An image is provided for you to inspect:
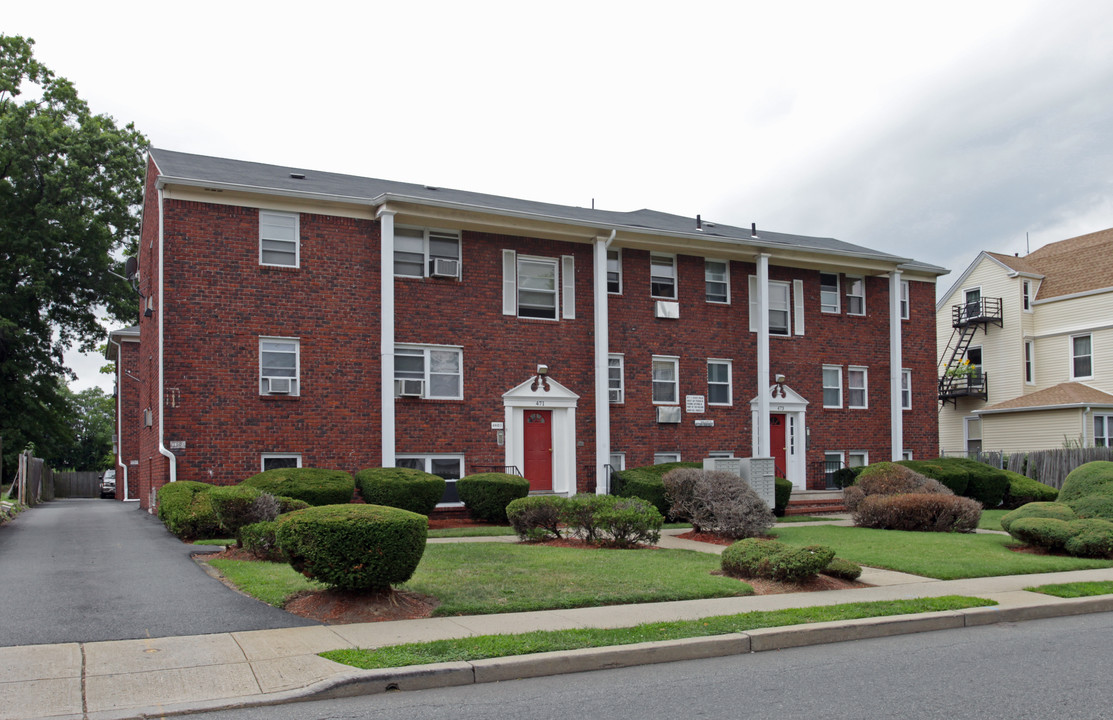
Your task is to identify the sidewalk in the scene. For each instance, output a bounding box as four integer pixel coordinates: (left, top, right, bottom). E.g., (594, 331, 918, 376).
(4, 525, 1113, 720)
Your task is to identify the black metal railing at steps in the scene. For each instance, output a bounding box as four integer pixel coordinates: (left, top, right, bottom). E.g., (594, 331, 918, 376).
(468, 465, 522, 477)
(951, 297, 1004, 328)
(808, 459, 862, 490)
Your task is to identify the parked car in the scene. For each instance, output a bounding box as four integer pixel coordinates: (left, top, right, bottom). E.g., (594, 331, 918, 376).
(100, 470, 116, 499)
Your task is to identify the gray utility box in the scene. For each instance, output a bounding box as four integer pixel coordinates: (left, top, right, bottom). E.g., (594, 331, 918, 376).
(702, 456, 776, 509)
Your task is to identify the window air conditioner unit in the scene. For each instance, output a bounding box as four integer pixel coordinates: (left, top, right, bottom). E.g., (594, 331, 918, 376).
(431, 258, 460, 278)
(655, 301, 680, 319)
(266, 377, 291, 394)
(609, 389, 623, 403)
(396, 379, 425, 397)
(656, 406, 682, 424)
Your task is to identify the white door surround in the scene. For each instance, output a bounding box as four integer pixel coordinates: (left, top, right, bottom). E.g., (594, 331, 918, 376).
(502, 375, 580, 496)
(750, 383, 809, 489)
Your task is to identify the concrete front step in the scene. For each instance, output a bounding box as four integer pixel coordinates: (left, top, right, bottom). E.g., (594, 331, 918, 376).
(785, 489, 846, 515)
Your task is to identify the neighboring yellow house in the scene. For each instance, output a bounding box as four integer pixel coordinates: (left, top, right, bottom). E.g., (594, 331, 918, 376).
(937, 227, 1113, 454)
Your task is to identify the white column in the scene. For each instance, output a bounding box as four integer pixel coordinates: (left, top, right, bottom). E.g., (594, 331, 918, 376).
(378, 208, 396, 468)
(890, 270, 903, 461)
(756, 253, 771, 457)
(593, 236, 611, 494)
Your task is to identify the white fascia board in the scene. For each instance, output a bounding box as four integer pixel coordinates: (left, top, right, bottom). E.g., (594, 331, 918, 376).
(936, 252, 993, 312)
(1032, 285, 1113, 305)
(976, 402, 1113, 416)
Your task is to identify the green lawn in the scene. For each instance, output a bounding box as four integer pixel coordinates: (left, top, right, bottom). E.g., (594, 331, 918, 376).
(428, 526, 516, 538)
(770, 525, 1113, 580)
(322, 596, 995, 670)
(209, 542, 751, 614)
(979, 509, 1010, 531)
(1026, 581, 1113, 598)
(192, 538, 234, 546)
(776, 515, 841, 524)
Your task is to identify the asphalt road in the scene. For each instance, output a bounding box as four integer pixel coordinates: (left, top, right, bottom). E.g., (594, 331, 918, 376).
(0, 499, 316, 647)
(174, 612, 1113, 720)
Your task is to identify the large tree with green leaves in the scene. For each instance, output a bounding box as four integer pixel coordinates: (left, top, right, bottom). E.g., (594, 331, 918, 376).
(0, 35, 147, 479)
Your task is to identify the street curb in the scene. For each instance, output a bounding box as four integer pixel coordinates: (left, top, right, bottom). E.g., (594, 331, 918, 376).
(80, 595, 1113, 719)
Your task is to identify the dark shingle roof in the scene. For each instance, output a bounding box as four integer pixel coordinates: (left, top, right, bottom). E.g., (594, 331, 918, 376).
(150, 148, 947, 274)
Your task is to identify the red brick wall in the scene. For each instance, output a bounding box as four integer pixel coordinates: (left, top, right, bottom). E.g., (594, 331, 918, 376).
(136, 159, 166, 509)
(113, 338, 141, 500)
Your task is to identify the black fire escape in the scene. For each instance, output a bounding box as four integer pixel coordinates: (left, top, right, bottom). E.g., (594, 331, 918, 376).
(938, 297, 1002, 407)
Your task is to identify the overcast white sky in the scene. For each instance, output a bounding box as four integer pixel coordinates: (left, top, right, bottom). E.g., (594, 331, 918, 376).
(8, 0, 1113, 392)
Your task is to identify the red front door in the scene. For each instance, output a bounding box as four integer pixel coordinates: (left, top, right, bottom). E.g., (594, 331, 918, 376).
(523, 410, 553, 491)
(770, 413, 787, 478)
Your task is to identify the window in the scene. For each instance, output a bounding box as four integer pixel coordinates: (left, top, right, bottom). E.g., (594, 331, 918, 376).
(394, 226, 461, 278)
(822, 365, 842, 408)
(261, 453, 301, 471)
(650, 253, 677, 299)
(820, 273, 840, 313)
(708, 450, 735, 458)
(707, 359, 732, 405)
(1072, 334, 1093, 379)
(848, 451, 868, 468)
(705, 259, 729, 303)
(848, 367, 868, 409)
(823, 451, 843, 487)
(259, 211, 299, 267)
(965, 417, 982, 455)
(260, 338, 299, 395)
(517, 256, 559, 319)
(900, 280, 910, 320)
(964, 287, 982, 321)
(902, 450, 914, 461)
(608, 354, 624, 404)
(846, 276, 865, 315)
(395, 345, 463, 399)
(901, 368, 912, 410)
(966, 346, 983, 383)
(1096, 415, 1113, 447)
(397, 455, 464, 503)
(607, 249, 622, 294)
(609, 452, 626, 471)
(1025, 341, 1035, 384)
(652, 356, 679, 404)
(1022, 281, 1032, 311)
(769, 281, 790, 335)
(654, 452, 680, 464)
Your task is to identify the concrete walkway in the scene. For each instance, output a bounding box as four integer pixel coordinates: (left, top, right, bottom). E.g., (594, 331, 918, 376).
(4, 522, 1113, 720)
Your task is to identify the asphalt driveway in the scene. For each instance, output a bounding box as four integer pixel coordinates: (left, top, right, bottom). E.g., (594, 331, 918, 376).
(0, 499, 317, 647)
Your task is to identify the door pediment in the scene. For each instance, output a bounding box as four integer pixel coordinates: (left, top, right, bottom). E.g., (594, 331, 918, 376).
(503, 376, 580, 408)
(749, 384, 809, 413)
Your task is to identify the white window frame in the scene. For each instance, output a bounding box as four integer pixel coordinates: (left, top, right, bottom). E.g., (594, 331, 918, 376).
(395, 344, 464, 400)
(652, 355, 679, 405)
(261, 453, 301, 471)
(1025, 340, 1035, 385)
(1022, 280, 1032, 312)
(769, 280, 791, 336)
(848, 451, 868, 468)
(259, 337, 300, 396)
(607, 249, 622, 294)
(848, 366, 868, 409)
(820, 273, 840, 314)
(707, 359, 732, 406)
(396, 454, 465, 504)
(705, 259, 730, 304)
(654, 452, 681, 464)
(609, 452, 626, 471)
(259, 211, 299, 268)
(1095, 415, 1113, 448)
(966, 345, 983, 376)
(394, 225, 461, 278)
(822, 365, 842, 408)
(900, 280, 910, 320)
(517, 255, 560, 320)
(748, 276, 793, 336)
(902, 449, 914, 461)
(901, 368, 912, 410)
(965, 416, 982, 455)
(846, 276, 865, 316)
(1071, 334, 1093, 380)
(608, 354, 624, 404)
(650, 253, 677, 300)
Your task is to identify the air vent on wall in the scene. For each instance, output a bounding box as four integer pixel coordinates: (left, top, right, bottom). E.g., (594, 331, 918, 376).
(655, 301, 680, 319)
(656, 406, 682, 424)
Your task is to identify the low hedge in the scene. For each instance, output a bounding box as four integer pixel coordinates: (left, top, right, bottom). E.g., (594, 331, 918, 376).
(590, 496, 663, 548)
(823, 557, 863, 581)
(721, 539, 835, 582)
(774, 477, 793, 517)
(1063, 518, 1113, 558)
(208, 485, 265, 536)
(1058, 461, 1113, 504)
(275, 504, 428, 591)
(897, 460, 969, 495)
(241, 468, 355, 506)
(355, 467, 446, 516)
(238, 520, 284, 561)
(612, 462, 700, 517)
(897, 458, 1010, 507)
(456, 473, 529, 523)
(1001, 470, 1058, 509)
(157, 481, 222, 539)
(1000, 501, 1077, 533)
(506, 495, 567, 541)
(1008, 517, 1077, 552)
(505, 494, 664, 547)
(852, 493, 982, 533)
(843, 463, 951, 513)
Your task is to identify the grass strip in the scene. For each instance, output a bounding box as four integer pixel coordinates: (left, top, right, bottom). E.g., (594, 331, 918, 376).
(322, 595, 995, 670)
(776, 515, 841, 524)
(427, 526, 516, 538)
(208, 558, 325, 606)
(1025, 581, 1113, 598)
(192, 538, 234, 546)
(978, 509, 1010, 531)
(771, 525, 1113, 579)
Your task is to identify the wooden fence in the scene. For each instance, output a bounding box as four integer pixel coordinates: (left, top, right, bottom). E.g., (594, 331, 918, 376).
(944, 446, 1113, 490)
(53, 471, 100, 498)
(8, 453, 102, 504)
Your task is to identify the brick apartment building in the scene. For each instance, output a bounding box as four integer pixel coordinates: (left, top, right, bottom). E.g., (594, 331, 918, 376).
(106, 148, 946, 509)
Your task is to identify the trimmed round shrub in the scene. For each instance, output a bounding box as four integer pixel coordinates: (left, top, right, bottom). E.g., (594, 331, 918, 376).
(157, 481, 222, 539)
(506, 495, 568, 541)
(1066, 494, 1113, 521)
(275, 504, 427, 591)
(824, 557, 863, 581)
(355, 467, 446, 516)
(560, 493, 611, 543)
(774, 477, 793, 517)
(721, 539, 835, 582)
(1000, 502, 1077, 533)
(843, 462, 951, 513)
(591, 496, 663, 548)
(208, 485, 264, 536)
(1063, 519, 1113, 558)
(278, 496, 310, 513)
(853, 493, 981, 532)
(613, 461, 700, 517)
(456, 473, 529, 523)
(897, 460, 969, 495)
(1058, 461, 1113, 503)
(1008, 517, 1075, 552)
(241, 468, 355, 506)
(238, 520, 284, 561)
(1001, 471, 1058, 509)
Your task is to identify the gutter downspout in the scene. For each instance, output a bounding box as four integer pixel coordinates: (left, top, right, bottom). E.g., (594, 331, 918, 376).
(157, 186, 177, 489)
(109, 337, 129, 501)
(1083, 406, 1092, 447)
(378, 208, 396, 469)
(890, 270, 903, 460)
(594, 230, 616, 494)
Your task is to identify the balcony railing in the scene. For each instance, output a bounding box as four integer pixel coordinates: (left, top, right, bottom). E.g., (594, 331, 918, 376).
(951, 297, 1003, 328)
(938, 370, 989, 402)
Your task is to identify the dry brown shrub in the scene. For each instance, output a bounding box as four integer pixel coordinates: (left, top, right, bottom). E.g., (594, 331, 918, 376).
(843, 462, 951, 512)
(853, 493, 981, 532)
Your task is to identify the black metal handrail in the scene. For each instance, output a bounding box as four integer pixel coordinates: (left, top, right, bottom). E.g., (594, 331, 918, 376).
(938, 370, 989, 401)
(951, 297, 1003, 328)
(468, 465, 522, 476)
